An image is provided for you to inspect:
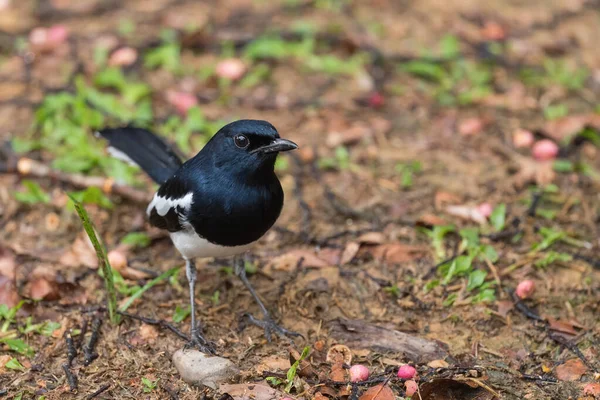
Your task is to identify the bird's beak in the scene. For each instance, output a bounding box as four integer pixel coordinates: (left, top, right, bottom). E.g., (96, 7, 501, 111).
(253, 138, 298, 154)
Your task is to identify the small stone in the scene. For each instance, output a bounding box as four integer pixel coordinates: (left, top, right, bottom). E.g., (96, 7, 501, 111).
(172, 349, 239, 389)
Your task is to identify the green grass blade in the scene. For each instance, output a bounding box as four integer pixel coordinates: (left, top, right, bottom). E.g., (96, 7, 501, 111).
(70, 195, 120, 324)
(119, 267, 181, 313)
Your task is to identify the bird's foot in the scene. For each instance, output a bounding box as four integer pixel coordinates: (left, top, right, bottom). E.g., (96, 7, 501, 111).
(243, 313, 303, 342)
(184, 330, 217, 355)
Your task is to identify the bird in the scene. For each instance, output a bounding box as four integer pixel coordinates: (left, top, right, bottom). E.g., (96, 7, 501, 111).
(96, 119, 299, 353)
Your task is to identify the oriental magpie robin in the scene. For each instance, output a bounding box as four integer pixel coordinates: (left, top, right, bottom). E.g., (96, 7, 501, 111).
(97, 120, 299, 353)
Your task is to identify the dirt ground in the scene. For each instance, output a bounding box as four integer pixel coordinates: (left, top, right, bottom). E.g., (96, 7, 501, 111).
(0, 0, 599, 399)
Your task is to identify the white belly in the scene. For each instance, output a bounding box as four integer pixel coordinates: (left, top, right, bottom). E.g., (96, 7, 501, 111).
(170, 230, 256, 260)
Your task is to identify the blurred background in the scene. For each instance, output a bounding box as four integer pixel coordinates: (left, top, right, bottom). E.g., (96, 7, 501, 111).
(0, 0, 599, 399)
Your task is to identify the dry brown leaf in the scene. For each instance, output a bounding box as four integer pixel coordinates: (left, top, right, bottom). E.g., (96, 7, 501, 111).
(420, 378, 497, 400)
(543, 114, 600, 142)
(326, 344, 352, 365)
(0, 276, 19, 308)
(358, 384, 395, 400)
(357, 232, 386, 245)
(496, 300, 514, 318)
(268, 249, 330, 271)
(416, 213, 448, 227)
(555, 359, 587, 381)
(220, 383, 289, 400)
(59, 231, 97, 268)
(0, 247, 15, 279)
(458, 117, 484, 136)
(513, 159, 555, 188)
(547, 318, 578, 336)
(434, 191, 462, 210)
(29, 278, 59, 300)
(427, 359, 449, 369)
(370, 243, 427, 264)
(255, 356, 289, 374)
(445, 205, 487, 224)
(0, 355, 12, 372)
(326, 123, 371, 148)
(340, 242, 360, 265)
(139, 324, 159, 343)
(583, 383, 600, 397)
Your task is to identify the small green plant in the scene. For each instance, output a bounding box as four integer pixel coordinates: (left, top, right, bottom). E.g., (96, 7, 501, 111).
(522, 59, 588, 90)
(145, 42, 181, 73)
(210, 290, 220, 306)
(68, 187, 113, 210)
(535, 251, 572, 268)
(119, 267, 181, 313)
(14, 180, 50, 204)
(395, 161, 422, 189)
(318, 146, 351, 170)
(543, 104, 569, 120)
(422, 224, 455, 261)
(5, 358, 25, 371)
(0, 301, 35, 356)
(285, 346, 310, 392)
(120, 232, 151, 248)
(141, 377, 159, 393)
(172, 305, 191, 323)
(490, 203, 506, 231)
(20, 318, 61, 337)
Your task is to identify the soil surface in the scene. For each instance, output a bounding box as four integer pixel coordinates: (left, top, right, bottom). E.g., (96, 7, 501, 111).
(0, 0, 599, 399)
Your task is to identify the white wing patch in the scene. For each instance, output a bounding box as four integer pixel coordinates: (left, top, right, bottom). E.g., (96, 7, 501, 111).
(107, 146, 139, 167)
(147, 192, 194, 217)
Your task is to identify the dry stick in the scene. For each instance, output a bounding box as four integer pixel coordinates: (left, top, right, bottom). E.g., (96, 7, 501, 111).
(86, 384, 111, 400)
(117, 310, 190, 342)
(62, 363, 78, 392)
(2, 155, 151, 204)
(65, 331, 77, 367)
(82, 317, 102, 366)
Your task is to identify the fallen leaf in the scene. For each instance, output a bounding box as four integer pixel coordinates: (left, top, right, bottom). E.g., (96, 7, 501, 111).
(268, 249, 330, 271)
(326, 123, 371, 148)
(220, 383, 289, 400)
(427, 359, 449, 369)
(496, 300, 514, 318)
(434, 191, 462, 210)
(59, 231, 97, 268)
(458, 118, 484, 136)
(543, 114, 600, 142)
(0, 246, 16, 279)
(547, 318, 578, 336)
(513, 158, 555, 188)
(139, 324, 159, 342)
(369, 243, 427, 264)
(555, 359, 587, 381)
(330, 361, 346, 382)
(358, 384, 394, 400)
(0, 276, 19, 308)
(583, 383, 600, 396)
(356, 232, 386, 245)
(108, 47, 138, 67)
(445, 205, 487, 224)
(416, 213, 448, 227)
(255, 356, 289, 374)
(419, 378, 496, 400)
(481, 21, 506, 40)
(0, 355, 12, 372)
(326, 344, 353, 365)
(29, 278, 59, 300)
(340, 242, 360, 265)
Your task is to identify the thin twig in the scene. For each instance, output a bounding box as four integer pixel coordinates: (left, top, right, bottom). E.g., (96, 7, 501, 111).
(117, 310, 190, 342)
(62, 363, 78, 392)
(65, 331, 77, 367)
(86, 384, 110, 400)
(83, 317, 102, 366)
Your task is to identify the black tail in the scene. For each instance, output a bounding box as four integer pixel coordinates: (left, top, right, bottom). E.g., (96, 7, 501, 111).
(96, 127, 183, 185)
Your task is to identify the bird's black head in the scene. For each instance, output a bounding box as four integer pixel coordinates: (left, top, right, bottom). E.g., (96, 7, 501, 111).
(203, 119, 297, 176)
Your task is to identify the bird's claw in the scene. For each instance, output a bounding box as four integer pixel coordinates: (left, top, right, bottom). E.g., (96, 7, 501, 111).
(243, 313, 303, 342)
(184, 330, 217, 355)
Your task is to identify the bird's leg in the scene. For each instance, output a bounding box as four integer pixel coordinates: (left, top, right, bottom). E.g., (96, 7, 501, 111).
(184, 259, 216, 354)
(234, 256, 302, 342)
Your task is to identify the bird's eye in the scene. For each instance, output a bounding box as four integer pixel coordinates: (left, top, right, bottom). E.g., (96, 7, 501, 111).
(234, 134, 249, 149)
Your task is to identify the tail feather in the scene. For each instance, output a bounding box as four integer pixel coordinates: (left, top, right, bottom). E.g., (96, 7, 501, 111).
(96, 127, 183, 184)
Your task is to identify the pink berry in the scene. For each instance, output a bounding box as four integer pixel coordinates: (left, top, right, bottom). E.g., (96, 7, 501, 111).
(513, 129, 534, 148)
(397, 365, 417, 380)
(532, 139, 559, 161)
(108, 47, 138, 67)
(458, 118, 484, 136)
(166, 91, 198, 115)
(405, 380, 418, 397)
(47, 25, 68, 45)
(215, 58, 246, 81)
(368, 92, 385, 108)
(516, 280, 535, 299)
(477, 203, 493, 218)
(349, 365, 369, 382)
